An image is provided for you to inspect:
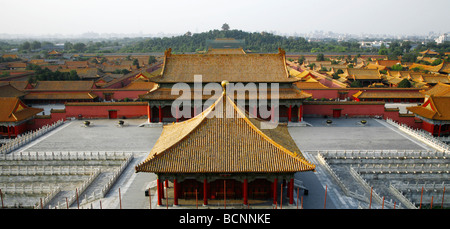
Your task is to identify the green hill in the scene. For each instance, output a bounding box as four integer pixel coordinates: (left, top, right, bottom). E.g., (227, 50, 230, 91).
(118, 29, 362, 53)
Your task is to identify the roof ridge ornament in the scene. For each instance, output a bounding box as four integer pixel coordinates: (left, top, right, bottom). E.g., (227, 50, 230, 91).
(221, 80, 229, 95)
(164, 48, 172, 57)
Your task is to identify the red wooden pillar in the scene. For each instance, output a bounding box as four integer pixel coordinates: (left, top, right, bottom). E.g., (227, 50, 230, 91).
(160, 180, 165, 199)
(438, 124, 442, 137)
(158, 106, 162, 123)
(243, 178, 248, 206)
(203, 179, 208, 206)
(289, 178, 294, 205)
(253, 106, 257, 118)
(273, 178, 278, 205)
(14, 126, 18, 137)
(298, 104, 303, 122)
(147, 105, 151, 123)
(156, 179, 162, 206)
(176, 106, 179, 122)
(7, 125, 10, 139)
(193, 106, 197, 117)
(288, 105, 292, 122)
(173, 178, 178, 206)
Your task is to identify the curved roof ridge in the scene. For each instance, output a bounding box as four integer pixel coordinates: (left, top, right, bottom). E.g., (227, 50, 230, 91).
(225, 95, 315, 170)
(136, 89, 315, 173)
(138, 93, 224, 165)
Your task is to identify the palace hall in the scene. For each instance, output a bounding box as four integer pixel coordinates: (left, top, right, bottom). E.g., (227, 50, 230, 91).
(140, 46, 311, 123)
(135, 82, 315, 206)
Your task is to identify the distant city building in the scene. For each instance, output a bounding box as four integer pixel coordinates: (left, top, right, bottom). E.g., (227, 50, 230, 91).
(435, 33, 448, 44)
(359, 41, 390, 49)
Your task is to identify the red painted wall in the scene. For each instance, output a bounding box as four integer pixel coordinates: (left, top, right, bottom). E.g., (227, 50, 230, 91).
(303, 101, 423, 129)
(421, 121, 436, 134)
(302, 88, 422, 101)
(303, 102, 385, 117)
(65, 102, 148, 119)
(27, 111, 67, 131)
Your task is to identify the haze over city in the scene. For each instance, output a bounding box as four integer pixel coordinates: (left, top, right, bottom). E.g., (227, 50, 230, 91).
(1, 0, 449, 39)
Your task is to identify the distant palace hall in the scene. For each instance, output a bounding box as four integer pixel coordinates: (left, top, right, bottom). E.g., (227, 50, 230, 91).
(140, 41, 310, 123)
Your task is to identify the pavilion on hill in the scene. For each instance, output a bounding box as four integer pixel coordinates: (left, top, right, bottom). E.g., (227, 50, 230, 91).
(135, 81, 315, 207)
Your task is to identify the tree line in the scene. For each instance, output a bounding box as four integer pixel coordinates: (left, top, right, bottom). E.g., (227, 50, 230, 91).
(26, 64, 80, 83)
(2, 29, 450, 58)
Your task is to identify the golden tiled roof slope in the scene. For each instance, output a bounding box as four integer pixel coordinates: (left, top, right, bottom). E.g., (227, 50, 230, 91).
(294, 81, 329, 89)
(410, 62, 444, 73)
(206, 48, 246, 54)
(0, 97, 43, 122)
(421, 75, 450, 84)
(376, 60, 402, 68)
(135, 87, 315, 174)
(32, 81, 95, 91)
(439, 62, 450, 74)
(420, 49, 439, 55)
(420, 82, 450, 96)
(122, 81, 158, 90)
(24, 92, 97, 100)
(150, 48, 297, 83)
(0, 81, 30, 90)
(407, 96, 450, 121)
(355, 90, 423, 99)
(345, 68, 381, 80)
(407, 83, 450, 121)
(0, 84, 27, 98)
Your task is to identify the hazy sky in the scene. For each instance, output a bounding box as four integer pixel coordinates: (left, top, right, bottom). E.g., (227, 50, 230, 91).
(1, 0, 449, 36)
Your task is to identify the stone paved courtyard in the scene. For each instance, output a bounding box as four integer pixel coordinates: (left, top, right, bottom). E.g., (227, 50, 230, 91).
(0, 118, 448, 209)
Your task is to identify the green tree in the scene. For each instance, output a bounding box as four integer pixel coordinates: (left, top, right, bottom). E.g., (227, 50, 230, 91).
(298, 55, 305, 65)
(148, 56, 157, 65)
(332, 69, 344, 79)
(132, 58, 140, 69)
(73, 43, 86, 52)
(391, 64, 403, 71)
(350, 80, 362, 87)
(431, 59, 443, 66)
(316, 53, 325, 61)
(31, 41, 41, 50)
(69, 70, 80, 80)
(221, 23, 230, 31)
(378, 43, 388, 55)
(402, 41, 412, 53)
(397, 79, 411, 88)
(401, 53, 417, 63)
(20, 41, 31, 51)
(64, 42, 73, 51)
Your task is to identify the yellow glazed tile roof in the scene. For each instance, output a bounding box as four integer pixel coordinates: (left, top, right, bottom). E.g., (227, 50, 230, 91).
(0, 97, 43, 122)
(150, 48, 298, 83)
(135, 88, 315, 174)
